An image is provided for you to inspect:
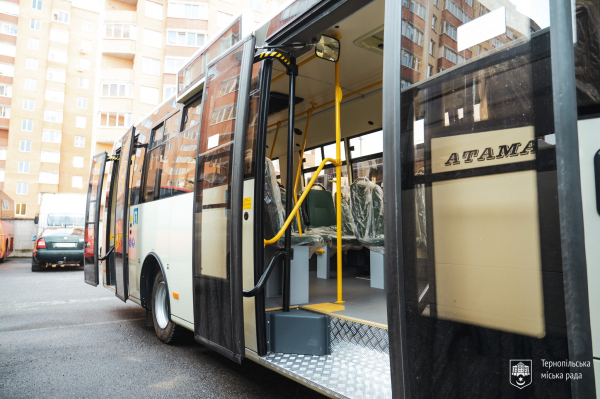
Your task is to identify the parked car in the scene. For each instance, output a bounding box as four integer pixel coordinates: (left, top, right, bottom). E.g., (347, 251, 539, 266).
(31, 226, 85, 272)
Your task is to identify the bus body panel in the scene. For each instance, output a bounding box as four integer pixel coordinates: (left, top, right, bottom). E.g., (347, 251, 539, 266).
(242, 179, 256, 353)
(579, 117, 600, 359)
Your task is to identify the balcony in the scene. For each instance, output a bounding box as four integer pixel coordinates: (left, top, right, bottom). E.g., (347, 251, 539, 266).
(102, 39, 136, 60)
(101, 68, 134, 81)
(105, 10, 137, 24)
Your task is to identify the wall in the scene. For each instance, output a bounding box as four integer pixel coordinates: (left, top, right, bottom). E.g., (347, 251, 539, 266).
(10, 218, 36, 257)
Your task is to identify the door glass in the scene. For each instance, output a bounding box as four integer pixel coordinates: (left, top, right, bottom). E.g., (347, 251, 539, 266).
(397, 1, 578, 396)
(193, 42, 245, 355)
(114, 129, 134, 301)
(84, 152, 106, 286)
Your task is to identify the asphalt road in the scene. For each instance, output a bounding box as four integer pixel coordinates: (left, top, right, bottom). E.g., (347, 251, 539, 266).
(0, 258, 326, 399)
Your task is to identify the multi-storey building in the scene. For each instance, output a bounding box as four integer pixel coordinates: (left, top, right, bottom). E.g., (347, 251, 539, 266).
(2, 0, 101, 218)
(95, 0, 282, 156)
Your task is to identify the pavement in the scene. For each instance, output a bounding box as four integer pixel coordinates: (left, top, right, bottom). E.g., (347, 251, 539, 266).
(0, 258, 326, 399)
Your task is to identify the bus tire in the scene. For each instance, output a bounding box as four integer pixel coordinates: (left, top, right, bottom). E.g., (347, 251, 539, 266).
(151, 270, 184, 344)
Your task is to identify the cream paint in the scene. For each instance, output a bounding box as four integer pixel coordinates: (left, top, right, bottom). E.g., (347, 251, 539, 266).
(578, 117, 600, 359)
(200, 207, 229, 279)
(430, 126, 545, 337)
(242, 179, 257, 352)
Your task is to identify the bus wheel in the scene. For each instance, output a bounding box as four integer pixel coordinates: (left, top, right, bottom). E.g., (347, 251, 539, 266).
(151, 271, 184, 344)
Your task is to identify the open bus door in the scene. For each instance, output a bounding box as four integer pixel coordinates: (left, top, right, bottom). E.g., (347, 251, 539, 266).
(83, 152, 107, 286)
(192, 36, 255, 363)
(113, 127, 136, 302)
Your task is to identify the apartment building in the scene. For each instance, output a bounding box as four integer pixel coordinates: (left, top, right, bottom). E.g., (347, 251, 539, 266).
(2, 0, 101, 218)
(96, 0, 284, 155)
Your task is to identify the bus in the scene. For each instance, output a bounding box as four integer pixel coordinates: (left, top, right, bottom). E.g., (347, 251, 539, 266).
(84, 1, 600, 398)
(0, 190, 14, 263)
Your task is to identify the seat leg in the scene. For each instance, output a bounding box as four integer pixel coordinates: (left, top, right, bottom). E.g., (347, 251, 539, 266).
(316, 246, 330, 279)
(290, 245, 310, 305)
(370, 250, 385, 289)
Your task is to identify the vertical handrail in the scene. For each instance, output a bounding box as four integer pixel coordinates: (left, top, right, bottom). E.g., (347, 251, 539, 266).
(292, 105, 315, 236)
(333, 34, 344, 305)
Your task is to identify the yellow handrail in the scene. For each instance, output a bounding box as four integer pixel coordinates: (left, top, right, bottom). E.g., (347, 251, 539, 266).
(264, 157, 341, 246)
(333, 33, 344, 304)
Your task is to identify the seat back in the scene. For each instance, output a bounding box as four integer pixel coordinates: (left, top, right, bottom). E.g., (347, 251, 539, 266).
(350, 178, 384, 240)
(305, 189, 337, 228)
(340, 186, 356, 236)
(264, 158, 285, 238)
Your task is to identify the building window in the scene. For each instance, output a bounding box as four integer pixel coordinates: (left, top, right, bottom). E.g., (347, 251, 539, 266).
(32, 0, 42, 11)
(52, 9, 69, 24)
(166, 31, 205, 47)
(47, 69, 66, 83)
(82, 21, 92, 32)
(0, 84, 11, 97)
(401, 50, 420, 72)
(0, 21, 17, 36)
(21, 119, 33, 131)
(28, 38, 39, 50)
(248, 0, 261, 12)
(0, 105, 9, 118)
(30, 18, 41, 30)
(45, 89, 64, 103)
(98, 112, 131, 128)
(18, 161, 30, 174)
(210, 103, 237, 125)
(434, 0, 439, 7)
(0, 42, 15, 57)
(48, 48, 68, 63)
(72, 176, 83, 188)
(73, 156, 84, 168)
(39, 171, 59, 184)
(26, 58, 38, 70)
(142, 57, 160, 76)
(218, 76, 240, 97)
(78, 59, 90, 70)
(24, 79, 36, 90)
(0, 1, 19, 16)
(443, 21, 457, 41)
(74, 136, 85, 148)
(465, 0, 472, 6)
(427, 64, 433, 77)
(446, 0, 472, 24)
(15, 204, 25, 216)
(506, 29, 515, 40)
(163, 85, 176, 101)
(401, 79, 411, 90)
(77, 97, 88, 109)
(50, 28, 69, 43)
(165, 57, 186, 74)
(432, 15, 437, 32)
(40, 150, 60, 163)
(0, 63, 13, 77)
(167, 2, 207, 19)
(101, 82, 133, 98)
(492, 37, 503, 48)
(42, 129, 61, 143)
(20, 140, 31, 152)
(402, 20, 424, 46)
(16, 182, 28, 195)
(104, 23, 136, 39)
(78, 78, 89, 89)
(140, 86, 159, 105)
(217, 12, 233, 28)
(76, 116, 86, 128)
(145, 0, 163, 20)
(23, 99, 34, 111)
(143, 29, 162, 48)
(442, 46, 458, 64)
(404, 0, 426, 19)
(44, 109, 63, 123)
(430, 40, 435, 56)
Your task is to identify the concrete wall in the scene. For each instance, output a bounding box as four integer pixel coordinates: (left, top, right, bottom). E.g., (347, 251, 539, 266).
(10, 218, 36, 257)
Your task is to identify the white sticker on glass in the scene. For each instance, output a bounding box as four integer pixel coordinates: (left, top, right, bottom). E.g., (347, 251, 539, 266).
(207, 134, 219, 149)
(457, 7, 506, 52)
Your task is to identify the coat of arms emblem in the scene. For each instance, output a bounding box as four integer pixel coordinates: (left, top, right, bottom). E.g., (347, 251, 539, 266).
(510, 360, 532, 389)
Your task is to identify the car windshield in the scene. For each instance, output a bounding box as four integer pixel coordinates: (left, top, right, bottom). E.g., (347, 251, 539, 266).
(47, 214, 84, 227)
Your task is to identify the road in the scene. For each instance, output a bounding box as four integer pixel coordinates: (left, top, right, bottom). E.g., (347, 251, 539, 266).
(0, 258, 326, 399)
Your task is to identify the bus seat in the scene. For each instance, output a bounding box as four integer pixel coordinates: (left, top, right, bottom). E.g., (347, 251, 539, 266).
(350, 177, 385, 289)
(280, 187, 308, 234)
(264, 158, 324, 255)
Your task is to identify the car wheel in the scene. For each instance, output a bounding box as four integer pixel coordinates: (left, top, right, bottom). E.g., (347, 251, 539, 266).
(151, 270, 184, 344)
(31, 260, 41, 272)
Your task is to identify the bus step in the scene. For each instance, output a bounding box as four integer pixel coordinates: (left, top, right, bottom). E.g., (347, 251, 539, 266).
(260, 316, 391, 399)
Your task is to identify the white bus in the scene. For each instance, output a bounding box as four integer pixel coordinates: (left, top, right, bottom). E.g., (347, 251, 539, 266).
(84, 1, 600, 398)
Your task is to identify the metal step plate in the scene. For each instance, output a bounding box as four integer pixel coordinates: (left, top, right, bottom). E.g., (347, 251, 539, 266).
(260, 317, 392, 399)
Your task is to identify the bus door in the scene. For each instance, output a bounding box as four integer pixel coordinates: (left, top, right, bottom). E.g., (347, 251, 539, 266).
(192, 36, 255, 363)
(84, 152, 107, 286)
(113, 127, 136, 302)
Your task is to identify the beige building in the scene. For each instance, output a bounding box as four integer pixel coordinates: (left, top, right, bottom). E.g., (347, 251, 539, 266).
(2, 0, 101, 218)
(96, 0, 283, 156)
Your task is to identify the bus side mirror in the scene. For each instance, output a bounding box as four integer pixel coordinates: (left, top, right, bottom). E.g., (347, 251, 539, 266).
(315, 35, 340, 62)
(34, 214, 39, 224)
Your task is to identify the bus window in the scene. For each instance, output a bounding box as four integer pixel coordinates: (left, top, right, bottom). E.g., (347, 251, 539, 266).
(159, 139, 175, 200)
(244, 62, 263, 179)
(348, 131, 383, 186)
(163, 111, 181, 142)
(182, 95, 202, 132)
(143, 145, 163, 202)
(170, 129, 197, 196)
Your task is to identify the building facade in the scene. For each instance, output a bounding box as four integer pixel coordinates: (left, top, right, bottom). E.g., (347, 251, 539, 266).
(2, 0, 101, 218)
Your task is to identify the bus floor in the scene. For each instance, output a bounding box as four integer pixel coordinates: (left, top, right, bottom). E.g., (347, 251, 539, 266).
(265, 267, 388, 326)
